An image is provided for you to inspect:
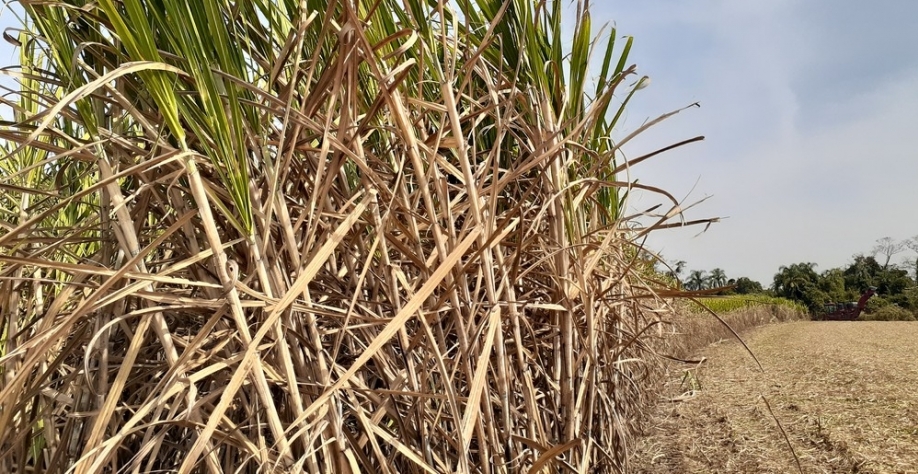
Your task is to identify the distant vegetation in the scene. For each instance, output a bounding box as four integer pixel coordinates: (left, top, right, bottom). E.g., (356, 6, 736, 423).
(861, 305, 916, 322)
(672, 235, 918, 319)
(693, 294, 805, 315)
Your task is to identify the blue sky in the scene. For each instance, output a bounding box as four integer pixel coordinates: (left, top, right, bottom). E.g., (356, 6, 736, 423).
(1, 2, 915, 285)
(591, 0, 918, 284)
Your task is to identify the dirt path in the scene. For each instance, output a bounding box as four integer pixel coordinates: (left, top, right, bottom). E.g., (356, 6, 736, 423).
(632, 321, 918, 474)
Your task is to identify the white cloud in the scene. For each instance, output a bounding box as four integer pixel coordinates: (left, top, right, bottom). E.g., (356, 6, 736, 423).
(595, 1, 918, 284)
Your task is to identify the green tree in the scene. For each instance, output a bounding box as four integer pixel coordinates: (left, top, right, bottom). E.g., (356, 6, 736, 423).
(819, 268, 850, 302)
(773, 262, 819, 298)
(843, 255, 883, 292)
(878, 267, 913, 296)
(773, 262, 827, 312)
(843, 254, 911, 296)
(894, 287, 918, 312)
(707, 267, 728, 288)
(732, 277, 764, 294)
(686, 270, 707, 291)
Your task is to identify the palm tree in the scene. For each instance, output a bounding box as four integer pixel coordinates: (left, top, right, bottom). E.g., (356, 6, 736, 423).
(686, 270, 708, 291)
(707, 268, 728, 288)
(773, 262, 824, 309)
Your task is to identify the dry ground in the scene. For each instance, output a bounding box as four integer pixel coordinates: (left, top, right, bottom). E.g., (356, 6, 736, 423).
(632, 321, 918, 474)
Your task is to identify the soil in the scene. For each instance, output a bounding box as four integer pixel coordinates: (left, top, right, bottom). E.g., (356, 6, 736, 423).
(632, 321, 918, 474)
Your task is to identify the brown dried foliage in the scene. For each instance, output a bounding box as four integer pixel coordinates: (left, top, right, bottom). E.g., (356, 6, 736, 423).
(0, 1, 710, 472)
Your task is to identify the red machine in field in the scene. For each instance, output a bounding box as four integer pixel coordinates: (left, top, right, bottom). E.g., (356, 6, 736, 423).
(821, 287, 877, 321)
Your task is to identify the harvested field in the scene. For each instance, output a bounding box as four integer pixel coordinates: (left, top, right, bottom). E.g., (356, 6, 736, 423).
(633, 321, 918, 474)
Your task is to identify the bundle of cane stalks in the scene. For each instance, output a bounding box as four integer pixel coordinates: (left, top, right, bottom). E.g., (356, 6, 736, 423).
(0, 1, 708, 472)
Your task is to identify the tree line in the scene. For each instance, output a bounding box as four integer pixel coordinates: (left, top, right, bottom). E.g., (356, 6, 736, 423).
(672, 235, 918, 317)
(666, 261, 764, 294)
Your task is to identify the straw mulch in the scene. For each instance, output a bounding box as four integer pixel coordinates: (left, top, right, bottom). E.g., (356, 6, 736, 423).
(633, 320, 918, 474)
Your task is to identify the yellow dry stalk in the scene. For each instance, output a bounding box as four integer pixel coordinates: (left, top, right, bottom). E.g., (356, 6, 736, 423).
(0, 1, 715, 473)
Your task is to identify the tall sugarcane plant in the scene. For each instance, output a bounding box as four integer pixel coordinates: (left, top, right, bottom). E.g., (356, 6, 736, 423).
(0, 1, 706, 472)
